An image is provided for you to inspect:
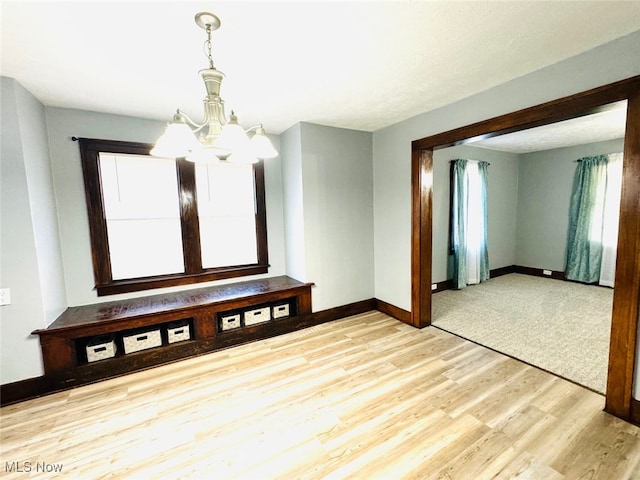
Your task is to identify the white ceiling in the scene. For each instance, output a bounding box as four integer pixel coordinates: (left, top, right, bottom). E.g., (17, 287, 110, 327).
(2, 1, 639, 135)
(470, 101, 628, 153)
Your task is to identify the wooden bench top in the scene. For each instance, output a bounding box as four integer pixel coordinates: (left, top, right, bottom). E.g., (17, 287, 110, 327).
(33, 276, 313, 335)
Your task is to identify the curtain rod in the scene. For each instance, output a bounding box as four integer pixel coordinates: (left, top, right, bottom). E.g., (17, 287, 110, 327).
(575, 152, 623, 162)
(449, 159, 491, 165)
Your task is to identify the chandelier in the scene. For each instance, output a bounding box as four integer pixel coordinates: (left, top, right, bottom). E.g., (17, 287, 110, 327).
(151, 12, 278, 163)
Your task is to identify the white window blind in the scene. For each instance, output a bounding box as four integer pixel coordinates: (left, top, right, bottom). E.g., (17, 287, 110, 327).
(195, 163, 258, 268)
(98, 153, 184, 280)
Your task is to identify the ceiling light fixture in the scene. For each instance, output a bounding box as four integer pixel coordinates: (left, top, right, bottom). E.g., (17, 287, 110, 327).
(151, 12, 278, 164)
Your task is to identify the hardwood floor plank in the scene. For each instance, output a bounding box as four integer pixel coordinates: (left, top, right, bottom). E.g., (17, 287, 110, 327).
(315, 409, 451, 479)
(493, 451, 564, 480)
(403, 419, 492, 479)
(467, 367, 556, 427)
(2, 312, 639, 479)
(433, 356, 527, 419)
(367, 413, 486, 479)
(550, 413, 640, 479)
(429, 427, 519, 480)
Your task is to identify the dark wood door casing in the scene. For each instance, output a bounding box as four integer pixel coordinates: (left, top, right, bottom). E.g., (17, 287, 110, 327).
(410, 76, 640, 423)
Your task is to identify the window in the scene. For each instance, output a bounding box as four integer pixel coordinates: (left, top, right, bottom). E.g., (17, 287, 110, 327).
(195, 163, 259, 268)
(79, 138, 268, 296)
(99, 153, 185, 280)
(566, 153, 623, 286)
(450, 159, 490, 289)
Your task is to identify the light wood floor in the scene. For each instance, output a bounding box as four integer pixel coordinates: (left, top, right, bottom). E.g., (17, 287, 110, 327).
(2, 312, 640, 479)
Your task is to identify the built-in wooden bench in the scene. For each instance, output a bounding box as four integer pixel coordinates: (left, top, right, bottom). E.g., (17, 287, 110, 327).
(33, 276, 314, 389)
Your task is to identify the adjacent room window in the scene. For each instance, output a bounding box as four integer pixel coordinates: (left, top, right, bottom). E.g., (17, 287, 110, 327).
(565, 152, 623, 286)
(79, 138, 268, 296)
(450, 159, 490, 289)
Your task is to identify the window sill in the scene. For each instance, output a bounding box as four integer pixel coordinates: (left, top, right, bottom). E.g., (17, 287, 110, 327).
(95, 264, 269, 296)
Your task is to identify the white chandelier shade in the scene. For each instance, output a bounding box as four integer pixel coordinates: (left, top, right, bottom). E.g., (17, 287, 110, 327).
(150, 112, 200, 159)
(151, 12, 278, 164)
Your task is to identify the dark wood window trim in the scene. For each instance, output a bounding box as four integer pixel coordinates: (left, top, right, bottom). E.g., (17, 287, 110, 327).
(411, 75, 640, 424)
(78, 138, 269, 296)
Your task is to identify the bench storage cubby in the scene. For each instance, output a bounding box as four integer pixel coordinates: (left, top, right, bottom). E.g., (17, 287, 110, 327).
(167, 320, 191, 344)
(85, 335, 117, 363)
(33, 276, 313, 390)
(122, 327, 162, 354)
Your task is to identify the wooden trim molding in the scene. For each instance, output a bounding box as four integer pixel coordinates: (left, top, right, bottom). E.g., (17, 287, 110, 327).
(491, 265, 517, 278)
(77, 138, 269, 296)
(375, 299, 411, 324)
(431, 280, 453, 294)
(2, 297, 379, 406)
(631, 399, 640, 427)
(307, 299, 377, 325)
(431, 265, 614, 293)
(605, 85, 640, 420)
(0, 376, 54, 407)
(411, 148, 433, 328)
(411, 75, 640, 424)
(431, 266, 514, 294)
(412, 76, 639, 151)
(513, 265, 565, 281)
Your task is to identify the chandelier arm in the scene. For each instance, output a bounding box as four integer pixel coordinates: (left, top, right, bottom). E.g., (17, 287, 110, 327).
(178, 110, 208, 132)
(244, 125, 261, 134)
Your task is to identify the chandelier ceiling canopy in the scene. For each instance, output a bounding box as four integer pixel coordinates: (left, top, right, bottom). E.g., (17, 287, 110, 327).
(151, 12, 278, 164)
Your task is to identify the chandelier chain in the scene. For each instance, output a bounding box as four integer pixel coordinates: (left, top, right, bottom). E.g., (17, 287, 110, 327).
(204, 24, 214, 69)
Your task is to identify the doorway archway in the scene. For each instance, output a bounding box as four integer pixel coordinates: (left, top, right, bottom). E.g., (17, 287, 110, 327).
(410, 76, 640, 424)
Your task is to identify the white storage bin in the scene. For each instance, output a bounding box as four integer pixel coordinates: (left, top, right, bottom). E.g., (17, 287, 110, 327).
(272, 303, 290, 319)
(244, 306, 271, 326)
(167, 321, 191, 344)
(220, 313, 241, 331)
(123, 328, 162, 354)
(86, 336, 117, 362)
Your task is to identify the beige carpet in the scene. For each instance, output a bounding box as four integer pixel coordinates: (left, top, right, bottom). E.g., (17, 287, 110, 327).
(432, 273, 613, 394)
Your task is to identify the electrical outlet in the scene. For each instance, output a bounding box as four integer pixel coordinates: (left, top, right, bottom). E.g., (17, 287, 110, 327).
(0, 288, 11, 306)
(431, 283, 437, 291)
(543, 270, 552, 276)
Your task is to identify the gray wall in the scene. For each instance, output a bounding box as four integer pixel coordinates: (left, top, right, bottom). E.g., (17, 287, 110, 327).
(2, 91, 373, 382)
(0, 100, 287, 383)
(372, 30, 640, 397)
(373, 30, 640, 311)
(281, 122, 374, 311)
(280, 123, 307, 282)
(3, 29, 640, 399)
(432, 145, 519, 283)
(1, 79, 67, 384)
(516, 138, 625, 271)
(431, 138, 625, 283)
